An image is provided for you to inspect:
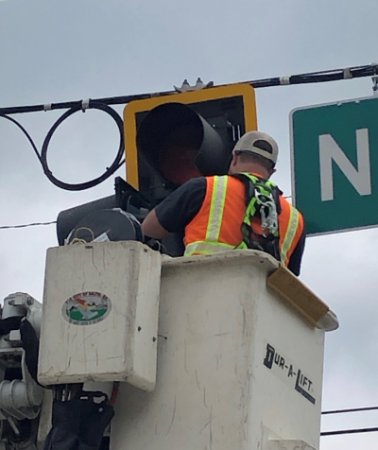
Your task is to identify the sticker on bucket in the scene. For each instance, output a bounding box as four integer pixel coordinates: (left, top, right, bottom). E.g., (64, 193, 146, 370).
(63, 291, 111, 325)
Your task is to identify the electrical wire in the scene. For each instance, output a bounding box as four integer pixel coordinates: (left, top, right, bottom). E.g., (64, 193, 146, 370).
(322, 406, 378, 415)
(0, 62, 377, 191)
(321, 405, 378, 437)
(0, 113, 42, 164)
(40, 101, 124, 190)
(0, 221, 56, 230)
(321, 427, 378, 436)
(0, 63, 376, 115)
(1, 102, 124, 191)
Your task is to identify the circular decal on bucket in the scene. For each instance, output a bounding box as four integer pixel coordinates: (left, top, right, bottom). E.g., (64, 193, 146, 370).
(63, 291, 111, 325)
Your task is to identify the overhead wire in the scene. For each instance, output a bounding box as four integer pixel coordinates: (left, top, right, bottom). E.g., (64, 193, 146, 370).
(321, 427, 378, 437)
(0, 63, 377, 115)
(0, 62, 377, 192)
(321, 405, 378, 437)
(0, 221, 56, 230)
(322, 405, 378, 415)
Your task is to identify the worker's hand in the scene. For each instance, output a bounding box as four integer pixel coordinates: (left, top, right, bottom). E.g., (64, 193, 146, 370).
(144, 238, 165, 253)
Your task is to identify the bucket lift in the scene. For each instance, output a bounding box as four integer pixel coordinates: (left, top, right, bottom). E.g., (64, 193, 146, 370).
(35, 241, 337, 450)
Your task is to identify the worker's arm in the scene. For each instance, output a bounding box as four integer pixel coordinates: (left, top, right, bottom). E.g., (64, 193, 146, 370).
(141, 209, 170, 239)
(141, 177, 206, 240)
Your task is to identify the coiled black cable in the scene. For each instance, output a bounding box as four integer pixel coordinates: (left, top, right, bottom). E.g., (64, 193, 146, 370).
(1, 103, 124, 191)
(40, 101, 124, 191)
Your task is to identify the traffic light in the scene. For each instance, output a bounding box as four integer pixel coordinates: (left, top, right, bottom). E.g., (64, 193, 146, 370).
(56, 177, 149, 246)
(56, 84, 257, 256)
(123, 83, 257, 204)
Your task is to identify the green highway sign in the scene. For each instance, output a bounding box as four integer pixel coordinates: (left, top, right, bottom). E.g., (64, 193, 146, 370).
(290, 96, 378, 235)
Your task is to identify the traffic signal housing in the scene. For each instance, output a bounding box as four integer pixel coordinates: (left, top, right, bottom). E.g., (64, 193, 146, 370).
(123, 83, 257, 204)
(56, 84, 257, 257)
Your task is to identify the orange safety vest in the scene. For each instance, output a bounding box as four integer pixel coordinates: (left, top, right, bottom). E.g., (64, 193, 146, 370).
(184, 175, 304, 267)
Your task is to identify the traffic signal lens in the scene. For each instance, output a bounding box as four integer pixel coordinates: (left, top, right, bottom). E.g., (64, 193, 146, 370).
(136, 103, 227, 186)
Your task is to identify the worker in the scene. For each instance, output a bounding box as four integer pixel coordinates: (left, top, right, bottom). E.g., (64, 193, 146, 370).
(141, 130, 305, 275)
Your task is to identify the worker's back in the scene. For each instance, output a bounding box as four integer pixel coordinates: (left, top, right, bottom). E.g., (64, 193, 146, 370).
(184, 174, 303, 270)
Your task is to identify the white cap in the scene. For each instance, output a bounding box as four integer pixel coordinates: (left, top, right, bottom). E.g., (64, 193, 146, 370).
(232, 131, 279, 165)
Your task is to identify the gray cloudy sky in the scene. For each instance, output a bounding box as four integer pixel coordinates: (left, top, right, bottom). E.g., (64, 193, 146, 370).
(1, 1, 378, 449)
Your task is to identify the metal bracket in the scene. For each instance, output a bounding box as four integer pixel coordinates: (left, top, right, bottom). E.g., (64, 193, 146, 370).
(371, 62, 378, 95)
(0, 348, 43, 421)
(174, 78, 214, 93)
(372, 75, 378, 95)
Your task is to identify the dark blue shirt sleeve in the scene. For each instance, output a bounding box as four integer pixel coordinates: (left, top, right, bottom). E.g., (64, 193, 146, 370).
(155, 177, 206, 233)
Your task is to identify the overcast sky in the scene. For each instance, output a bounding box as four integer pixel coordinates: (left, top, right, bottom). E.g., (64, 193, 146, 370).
(1, 1, 378, 449)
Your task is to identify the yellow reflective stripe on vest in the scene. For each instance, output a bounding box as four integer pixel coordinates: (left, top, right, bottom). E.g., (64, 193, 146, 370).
(205, 176, 228, 241)
(280, 207, 300, 264)
(185, 241, 235, 256)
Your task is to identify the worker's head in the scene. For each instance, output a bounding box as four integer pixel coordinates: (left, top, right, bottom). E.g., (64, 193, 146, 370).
(228, 131, 278, 178)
